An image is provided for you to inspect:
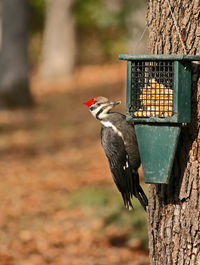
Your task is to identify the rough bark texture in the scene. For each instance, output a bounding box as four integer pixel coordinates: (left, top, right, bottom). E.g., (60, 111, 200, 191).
(0, 0, 32, 108)
(39, 0, 76, 79)
(146, 0, 200, 264)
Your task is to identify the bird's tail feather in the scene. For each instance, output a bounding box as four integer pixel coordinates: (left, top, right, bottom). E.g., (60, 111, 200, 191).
(122, 193, 133, 210)
(131, 172, 148, 211)
(135, 185, 148, 211)
(121, 172, 148, 211)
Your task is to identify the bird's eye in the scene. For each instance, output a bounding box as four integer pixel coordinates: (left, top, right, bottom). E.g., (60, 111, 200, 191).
(97, 103, 101, 106)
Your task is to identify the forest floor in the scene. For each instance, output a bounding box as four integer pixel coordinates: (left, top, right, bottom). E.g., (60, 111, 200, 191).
(0, 63, 149, 265)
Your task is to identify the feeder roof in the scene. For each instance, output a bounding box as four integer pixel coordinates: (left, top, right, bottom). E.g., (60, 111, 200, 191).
(119, 54, 200, 61)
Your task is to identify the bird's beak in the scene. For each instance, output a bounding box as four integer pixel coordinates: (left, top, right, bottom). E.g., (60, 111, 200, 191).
(110, 101, 121, 106)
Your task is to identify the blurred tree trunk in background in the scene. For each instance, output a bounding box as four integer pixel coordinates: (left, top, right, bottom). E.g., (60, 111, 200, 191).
(146, 0, 200, 264)
(40, 0, 76, 79)
(0, 0, 32, 109)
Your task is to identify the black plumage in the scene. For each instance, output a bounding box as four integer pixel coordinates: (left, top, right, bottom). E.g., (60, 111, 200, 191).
(101, 113, 148, 210)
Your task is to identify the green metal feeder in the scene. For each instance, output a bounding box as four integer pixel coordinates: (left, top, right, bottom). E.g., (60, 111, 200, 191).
(119, 54, 200, 184)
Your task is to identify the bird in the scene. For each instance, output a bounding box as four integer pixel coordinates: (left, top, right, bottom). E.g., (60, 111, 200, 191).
(83, 96, 148, 211)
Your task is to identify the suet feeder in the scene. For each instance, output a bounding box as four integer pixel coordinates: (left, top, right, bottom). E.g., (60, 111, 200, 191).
(119, 54, 200, 184)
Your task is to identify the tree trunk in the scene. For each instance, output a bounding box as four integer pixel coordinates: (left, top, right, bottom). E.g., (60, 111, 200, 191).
(146, 0, 200, 264)
(0, 0, 32, 109)
(39, 0, 76, 79)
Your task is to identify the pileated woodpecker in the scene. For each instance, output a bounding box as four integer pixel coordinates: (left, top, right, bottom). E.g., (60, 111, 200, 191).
(83, 96, 148, 211)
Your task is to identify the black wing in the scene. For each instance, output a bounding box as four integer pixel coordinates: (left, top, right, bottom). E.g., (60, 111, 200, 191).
(101, 126, 147, 210)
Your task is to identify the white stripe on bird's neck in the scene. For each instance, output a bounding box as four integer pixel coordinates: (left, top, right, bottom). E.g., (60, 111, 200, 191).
(101, 120, 124, 140)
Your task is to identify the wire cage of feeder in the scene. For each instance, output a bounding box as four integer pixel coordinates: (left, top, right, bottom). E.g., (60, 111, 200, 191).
(131, 60, 174, 119)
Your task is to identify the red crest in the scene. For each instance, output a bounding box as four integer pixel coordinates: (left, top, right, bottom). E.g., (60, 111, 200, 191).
(82, 98, 97, 107)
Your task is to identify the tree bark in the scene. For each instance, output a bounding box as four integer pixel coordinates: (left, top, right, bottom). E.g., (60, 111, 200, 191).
(146, 0, 200, 264)
(39, 0, 76, 79)
(0, 0, 32, 109)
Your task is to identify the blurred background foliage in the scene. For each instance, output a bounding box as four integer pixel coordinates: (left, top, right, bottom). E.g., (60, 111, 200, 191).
(73, 0, 146, 63)
(66, 185, 149, 249)
(28, 0, 147, 67)
(0, 1, 149, 264)
(29, 0, 46, 33)
(28, 0, 46, 67)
